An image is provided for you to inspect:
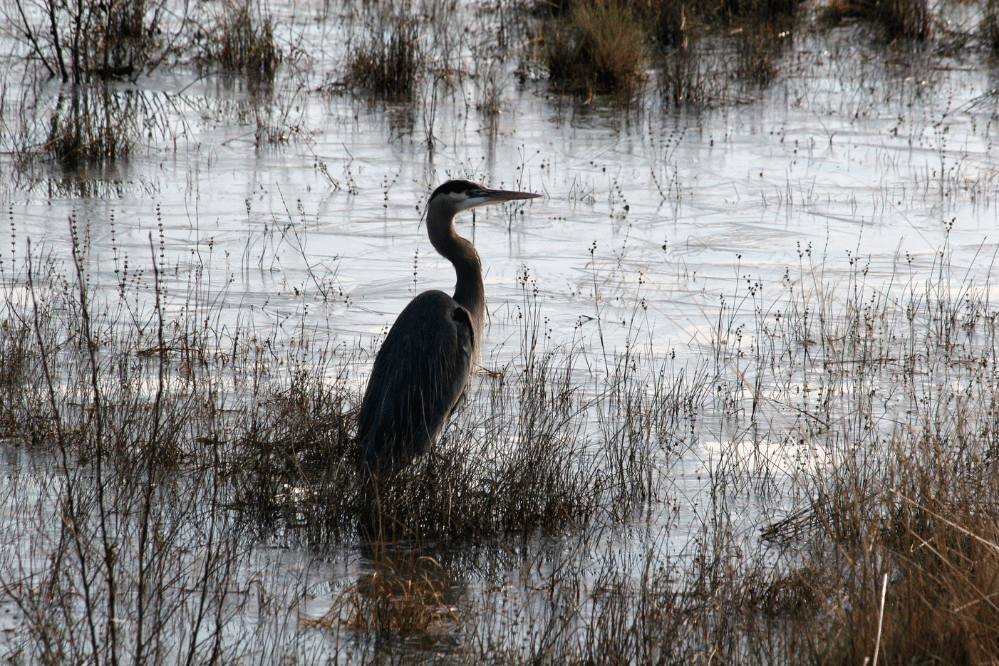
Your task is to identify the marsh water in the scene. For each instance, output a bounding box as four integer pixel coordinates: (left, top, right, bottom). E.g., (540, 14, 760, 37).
(2, 0, 999, 660)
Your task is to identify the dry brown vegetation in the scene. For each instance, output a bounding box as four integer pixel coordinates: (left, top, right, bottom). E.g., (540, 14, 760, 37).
(2, 213, 998, 663)
(197, 0, 280, 79)
(308, 550, 458, 636)
(540, 0, 647, 94)
(340, 13, 423, 100)
(821, 0, 929, 39)
(533, 0, 804, 97)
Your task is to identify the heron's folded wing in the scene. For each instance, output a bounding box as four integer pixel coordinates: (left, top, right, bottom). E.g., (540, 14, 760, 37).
(358, 291, 474, 473)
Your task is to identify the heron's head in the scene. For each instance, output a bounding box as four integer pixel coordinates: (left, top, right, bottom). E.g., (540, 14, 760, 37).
(429, 179, 541, 214)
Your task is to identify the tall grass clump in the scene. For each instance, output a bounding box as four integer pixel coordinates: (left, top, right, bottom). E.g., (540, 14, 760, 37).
(198, 0, 280, 80)
(0, 227, 352, 662)
(243, 272, 702, 546)
(823, 0, 929, 40)
(337, 12, 422, 100)
(3, 0, 170, 166)
(573, 0, 646, 91)
(723, 247, 999, 662)
(5, 0, 168, 82)
(539, 0, 646, 94)
(356, 347, 594, 541)
(654, 10, 714, 107)
(533, 0, 805, 101)
(6, 74, 164, 169)
(39, 84, 139, 167)
(658, 48, 707, 107)
(228, 360, 362, 539)
(735, 20, 787, 82)
(722, 0, 798, 84)
(538, 0, 804, 103)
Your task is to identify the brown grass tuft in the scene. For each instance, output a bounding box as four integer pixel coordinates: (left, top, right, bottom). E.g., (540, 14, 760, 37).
(735, 20, 786, 82)
(42, 84, 137, 167)
(199, 0, 280, 79)
(573, 0, 646, 91)
(821, 0, 929, 40)
(539, 0, 646, 94)
(341, 15, 422, 100)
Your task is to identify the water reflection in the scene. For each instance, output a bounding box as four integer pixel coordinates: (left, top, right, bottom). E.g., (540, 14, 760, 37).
(351, 541, 462, 645)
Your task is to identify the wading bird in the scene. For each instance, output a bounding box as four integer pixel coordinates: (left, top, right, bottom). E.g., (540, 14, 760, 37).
(359, 179, 541, 476)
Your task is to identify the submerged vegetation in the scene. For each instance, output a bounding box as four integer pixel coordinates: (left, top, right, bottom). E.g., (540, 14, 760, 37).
(1, 215, 998, 662)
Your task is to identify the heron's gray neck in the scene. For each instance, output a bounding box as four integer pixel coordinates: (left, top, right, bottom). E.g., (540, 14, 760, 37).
(427, 203, 485, 341)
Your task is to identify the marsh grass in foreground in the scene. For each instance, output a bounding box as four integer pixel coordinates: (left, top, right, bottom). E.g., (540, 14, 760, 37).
(0, 224, 694, 656)
(236, 272, 695, 545)
(445, 248, 999, 664)
(729, 245, 999, 663)
(1, 221, 998, 663)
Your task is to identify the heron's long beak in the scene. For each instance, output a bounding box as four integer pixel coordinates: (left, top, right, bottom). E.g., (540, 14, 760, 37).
(473, 187, 542, 204)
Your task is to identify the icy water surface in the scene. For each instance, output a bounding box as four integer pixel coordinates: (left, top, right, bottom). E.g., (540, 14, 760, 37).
(2, 0, 999, 660)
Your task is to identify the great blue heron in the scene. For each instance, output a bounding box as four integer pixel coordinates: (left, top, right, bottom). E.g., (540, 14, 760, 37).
(358, 179, 541, 476)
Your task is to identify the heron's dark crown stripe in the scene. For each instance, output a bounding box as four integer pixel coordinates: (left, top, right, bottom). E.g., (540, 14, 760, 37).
(430, 179, 479, 200)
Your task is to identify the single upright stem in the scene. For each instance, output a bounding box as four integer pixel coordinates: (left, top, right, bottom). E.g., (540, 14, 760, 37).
(872, 573, 887, 666)
(135, 235, 166, 666)
(47, 0, 68, 81)
(69, 222, 119, 666)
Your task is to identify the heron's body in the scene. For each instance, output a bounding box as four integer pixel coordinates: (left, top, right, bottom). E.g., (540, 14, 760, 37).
(358, 179, 539, 476)
(358, 290, 474, 472)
